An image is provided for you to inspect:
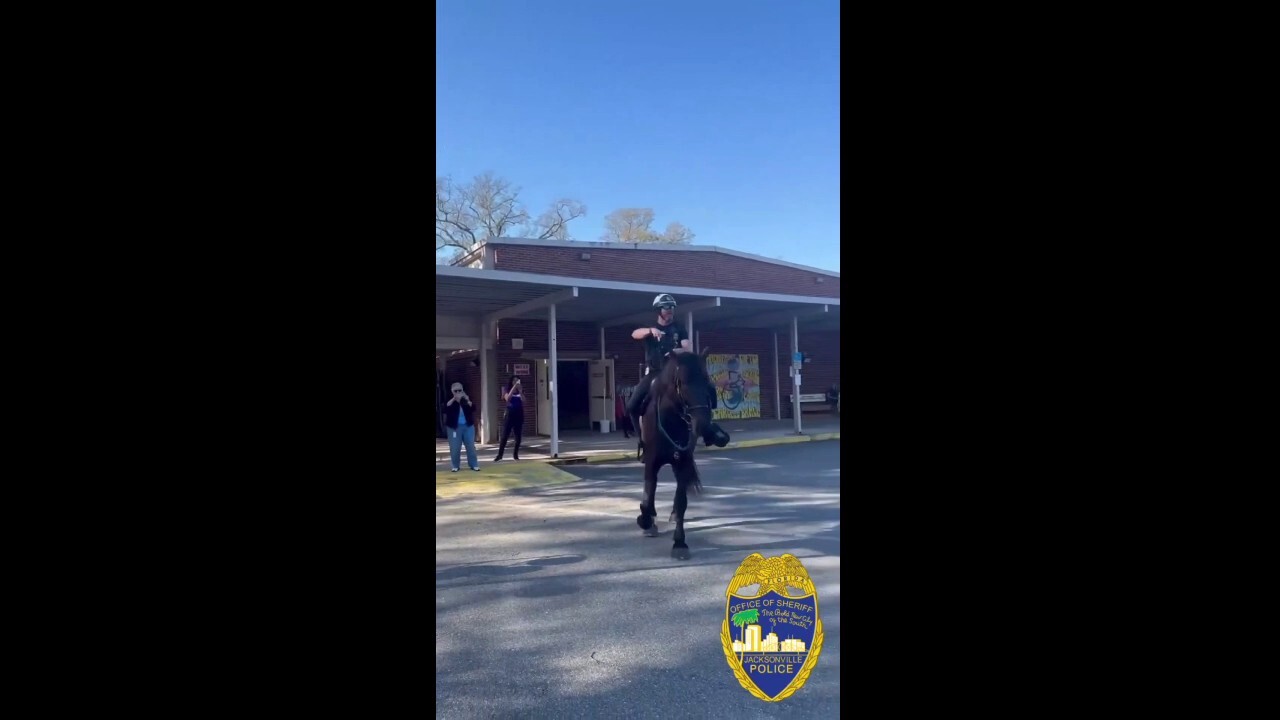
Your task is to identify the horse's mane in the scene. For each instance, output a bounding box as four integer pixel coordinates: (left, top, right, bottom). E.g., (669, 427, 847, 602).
(654, 351, 709, 391)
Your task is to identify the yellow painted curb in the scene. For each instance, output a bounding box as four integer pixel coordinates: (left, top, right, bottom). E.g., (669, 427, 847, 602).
(571, 432, 840, 464)
(436, 462, 581, 499)
(586, 453, 635, 464)
(443, 432, 841, 468)
(729, 435, 811, 449)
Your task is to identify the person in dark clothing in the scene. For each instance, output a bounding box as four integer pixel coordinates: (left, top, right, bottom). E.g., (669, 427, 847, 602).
(615, 391, 634, 438)
(443, 381, 480, 472)
(625, 293, 731, 455)
(493, 375, 524, 461)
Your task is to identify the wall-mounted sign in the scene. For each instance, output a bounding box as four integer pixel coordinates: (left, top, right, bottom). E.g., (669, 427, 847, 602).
(511, 338, 524, 350)
(513, 363, 531, 376)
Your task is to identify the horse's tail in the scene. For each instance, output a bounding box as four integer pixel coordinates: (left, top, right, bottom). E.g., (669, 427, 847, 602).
(681, 462, 703, 496)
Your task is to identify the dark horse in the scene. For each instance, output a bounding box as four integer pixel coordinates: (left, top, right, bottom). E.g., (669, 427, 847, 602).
(634, 347, 715, 560)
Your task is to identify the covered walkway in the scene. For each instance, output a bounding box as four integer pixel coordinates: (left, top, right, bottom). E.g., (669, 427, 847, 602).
(436, 265, 840, 457)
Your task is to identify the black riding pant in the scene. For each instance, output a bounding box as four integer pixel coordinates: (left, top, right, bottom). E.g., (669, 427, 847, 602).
(497, 408, 523, 457)
(626, 373, 657, 419)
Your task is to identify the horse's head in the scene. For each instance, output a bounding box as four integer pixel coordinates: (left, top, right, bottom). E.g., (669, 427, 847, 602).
(657, 347, 715, 453)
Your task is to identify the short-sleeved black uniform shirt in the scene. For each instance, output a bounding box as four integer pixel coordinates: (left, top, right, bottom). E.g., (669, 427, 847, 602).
(643, 321, 687, 373)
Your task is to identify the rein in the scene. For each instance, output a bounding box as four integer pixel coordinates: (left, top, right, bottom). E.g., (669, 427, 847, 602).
(655, 372, 709, 459)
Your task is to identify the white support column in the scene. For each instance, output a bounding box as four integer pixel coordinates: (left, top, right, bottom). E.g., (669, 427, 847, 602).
(685, 311, 694, 349)
(480, 320, 492, 445)
(773, 331, 782, 421)
(549, 303, 560, 458)
(791, 316, 803, 435)
(599, 325, 609, 432)
(484, 321, 499, 444)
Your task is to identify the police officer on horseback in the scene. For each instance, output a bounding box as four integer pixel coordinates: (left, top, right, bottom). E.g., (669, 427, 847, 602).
(626, 293, 731, 454)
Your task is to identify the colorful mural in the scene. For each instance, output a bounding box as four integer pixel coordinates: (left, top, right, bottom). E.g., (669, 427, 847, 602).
(706, 354, 760, 420)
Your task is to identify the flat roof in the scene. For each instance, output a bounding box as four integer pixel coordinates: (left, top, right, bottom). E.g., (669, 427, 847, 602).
(435, 265, 839, 331)
(456, 237, 841, 278)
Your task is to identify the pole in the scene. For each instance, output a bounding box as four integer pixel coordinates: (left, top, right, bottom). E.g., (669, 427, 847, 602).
(549, 303, 559, 457)
(599, 325, 608, 432)
(773, 331, 782, 421)
(480, 320, 492, 445)
(791, 316, 802, 435)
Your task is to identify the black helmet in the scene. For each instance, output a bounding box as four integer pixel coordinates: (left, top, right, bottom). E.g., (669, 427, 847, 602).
(653, 293, 677, 309)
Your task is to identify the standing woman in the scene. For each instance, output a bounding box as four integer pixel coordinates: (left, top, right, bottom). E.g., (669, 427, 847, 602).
(494, 375, 524, 461)
(444, 381, 480, 472)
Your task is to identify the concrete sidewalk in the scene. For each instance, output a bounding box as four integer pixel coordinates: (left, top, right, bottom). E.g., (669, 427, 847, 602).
(435, 416, 840, 499)
(435, 415, 840, 465)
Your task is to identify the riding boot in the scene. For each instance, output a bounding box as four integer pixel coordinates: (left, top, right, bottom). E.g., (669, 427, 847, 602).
(512, 436, 520, 461)
(626, 376, 653, 458)
(703, 422, 730, 448)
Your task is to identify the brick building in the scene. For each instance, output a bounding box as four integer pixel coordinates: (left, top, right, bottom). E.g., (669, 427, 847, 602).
(435, 238, 840, 454)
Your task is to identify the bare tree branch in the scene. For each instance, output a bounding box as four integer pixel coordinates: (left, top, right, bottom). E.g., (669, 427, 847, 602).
(436, 175, 478, 251)
(600, 208, 693, 244)
(531, 199, 588, 241)
(436, 172, 586, 260)
(658, 221, 695, 244)
(600, 208, 656, 243)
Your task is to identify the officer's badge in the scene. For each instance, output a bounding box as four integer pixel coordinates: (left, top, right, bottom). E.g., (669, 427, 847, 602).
(722, 553, 824, 702)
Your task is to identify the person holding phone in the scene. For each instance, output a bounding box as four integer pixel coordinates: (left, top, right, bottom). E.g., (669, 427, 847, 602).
(444, 381, 480, 472)
(494, 375, 524, 462)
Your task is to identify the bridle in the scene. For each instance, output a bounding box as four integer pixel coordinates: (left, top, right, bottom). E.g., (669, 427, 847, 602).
(655, 361, 710, 461)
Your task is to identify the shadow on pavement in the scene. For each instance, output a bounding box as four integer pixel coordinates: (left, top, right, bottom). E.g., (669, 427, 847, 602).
(436, 442, 841, 718)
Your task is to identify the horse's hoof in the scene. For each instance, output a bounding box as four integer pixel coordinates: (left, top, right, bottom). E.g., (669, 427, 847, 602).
(644, 524, 660, 537)
(671, 546, 691, 560)
(637, 514, 652, 530)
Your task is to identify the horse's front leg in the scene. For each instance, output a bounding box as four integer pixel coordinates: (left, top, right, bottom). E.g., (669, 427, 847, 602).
(637, 458, 660, 537)
(671, 463, 692, 560)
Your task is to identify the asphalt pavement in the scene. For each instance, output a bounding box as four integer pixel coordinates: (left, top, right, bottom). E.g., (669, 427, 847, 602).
(436, 441, 841, 719)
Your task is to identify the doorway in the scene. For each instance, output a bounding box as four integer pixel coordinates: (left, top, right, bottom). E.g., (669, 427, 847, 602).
(556, 360, 591, 431)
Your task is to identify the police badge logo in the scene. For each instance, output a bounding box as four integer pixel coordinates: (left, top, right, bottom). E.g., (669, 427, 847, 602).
(722, 553, 824, 702)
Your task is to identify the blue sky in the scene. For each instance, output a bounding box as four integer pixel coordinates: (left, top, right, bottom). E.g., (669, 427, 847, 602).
(436, 0, 840, 272)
